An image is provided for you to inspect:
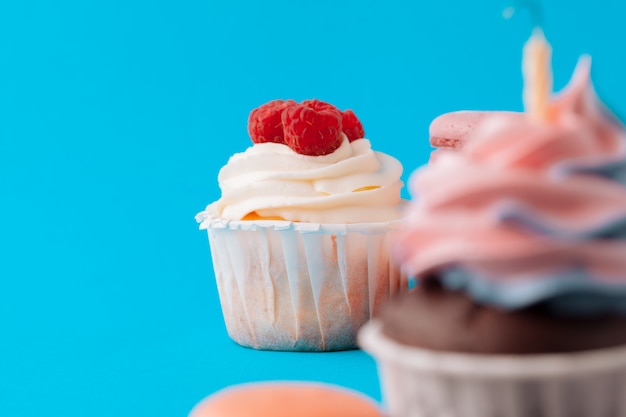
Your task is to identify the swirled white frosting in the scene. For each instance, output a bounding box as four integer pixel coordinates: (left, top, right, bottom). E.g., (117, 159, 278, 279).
(206, 136, 404, 224)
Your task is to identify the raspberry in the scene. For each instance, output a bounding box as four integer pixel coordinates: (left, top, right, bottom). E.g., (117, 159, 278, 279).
(341, 109, 365, 141)
(248, 99, 296, 144)
(302, 100, 365, 142)
(282, 104, 343, 156)
(301, 98, 342, 114)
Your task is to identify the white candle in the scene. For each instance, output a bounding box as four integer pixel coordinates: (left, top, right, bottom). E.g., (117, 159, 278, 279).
(522, 27, 553, 121)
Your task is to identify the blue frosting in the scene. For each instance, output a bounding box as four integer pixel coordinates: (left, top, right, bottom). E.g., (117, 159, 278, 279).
(552, 157, 626, 183)
(492, 199, 626, 239)
(438, 266, 626, 317)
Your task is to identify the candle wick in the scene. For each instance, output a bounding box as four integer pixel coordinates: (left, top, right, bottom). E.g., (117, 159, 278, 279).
(502, 0, 544, 29)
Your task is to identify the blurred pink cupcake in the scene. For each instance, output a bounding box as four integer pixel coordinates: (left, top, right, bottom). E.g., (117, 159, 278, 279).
(361, 53, 626, 417)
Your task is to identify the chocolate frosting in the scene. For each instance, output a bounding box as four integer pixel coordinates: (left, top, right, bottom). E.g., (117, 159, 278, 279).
(379, 280, 626, 354)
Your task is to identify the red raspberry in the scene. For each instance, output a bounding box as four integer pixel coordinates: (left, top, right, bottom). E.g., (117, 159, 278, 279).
(282, 104, 343, 156)
(341, 109, 365, 141)
(301, 98, 342, 114)
(248, 99, 296, 144)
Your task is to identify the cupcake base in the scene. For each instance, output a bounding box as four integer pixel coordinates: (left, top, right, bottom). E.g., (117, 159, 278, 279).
(379, 281, 626, 354)
(199, 215, 407, 351)
(360, 320, 626, 417)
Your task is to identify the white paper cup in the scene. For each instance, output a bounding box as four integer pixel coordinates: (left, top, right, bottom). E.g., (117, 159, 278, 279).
(359, 320, 626, 417)
(196, 212, 408, 351)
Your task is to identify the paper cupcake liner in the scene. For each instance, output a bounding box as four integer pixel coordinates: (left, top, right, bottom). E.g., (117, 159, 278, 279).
(198, 213, 408, 351)
(359, 320, 626, 417)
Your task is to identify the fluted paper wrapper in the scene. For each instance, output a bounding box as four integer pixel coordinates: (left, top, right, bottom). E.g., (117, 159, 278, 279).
(360, 320, 626, 417)
(197, 213, 407, 351)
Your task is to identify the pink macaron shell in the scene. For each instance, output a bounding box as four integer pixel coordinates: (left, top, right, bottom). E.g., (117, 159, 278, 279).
(429, 110, 524, 149)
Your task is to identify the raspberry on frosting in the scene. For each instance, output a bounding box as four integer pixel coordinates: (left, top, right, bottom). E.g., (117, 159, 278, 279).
(248, 99, 297, 144)
(342, 109, 365, 141)
(301, 98, 342, 114)
(247, 98, 366, 156)
(282, 103, 343, 156)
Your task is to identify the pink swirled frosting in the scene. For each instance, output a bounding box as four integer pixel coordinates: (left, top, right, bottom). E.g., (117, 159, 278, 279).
(397, 57, 626, 315)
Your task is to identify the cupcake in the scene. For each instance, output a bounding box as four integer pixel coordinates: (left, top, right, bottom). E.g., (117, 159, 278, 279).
(196, 99, 407, 351)
(188, 382, 382, 417)
(360, 40, 626, 417)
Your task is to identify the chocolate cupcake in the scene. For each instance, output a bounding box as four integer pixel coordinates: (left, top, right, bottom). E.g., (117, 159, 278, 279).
(380, 279, 626, 355)
(360, 53, 626, 417)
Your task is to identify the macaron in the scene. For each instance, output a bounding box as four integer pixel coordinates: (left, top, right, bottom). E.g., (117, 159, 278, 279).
(429, 110, 524, 151)
(189, 382, 382, 417)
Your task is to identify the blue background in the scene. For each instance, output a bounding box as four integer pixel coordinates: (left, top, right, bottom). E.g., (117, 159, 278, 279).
(1, 0, 625, 416)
